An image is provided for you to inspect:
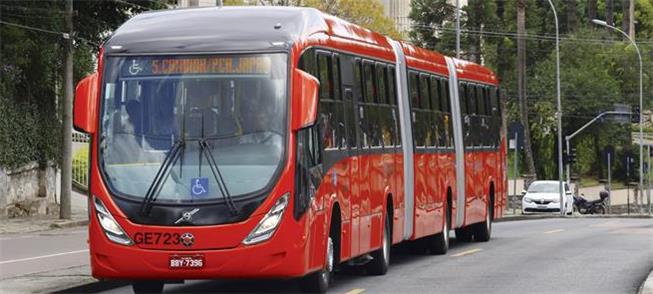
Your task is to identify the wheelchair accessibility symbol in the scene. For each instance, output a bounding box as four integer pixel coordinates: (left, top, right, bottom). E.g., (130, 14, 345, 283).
(191, 178, 209, 197)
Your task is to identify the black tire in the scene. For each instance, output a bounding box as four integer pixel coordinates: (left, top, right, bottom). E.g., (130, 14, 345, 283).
(425, 205, 449, 254)
(592, 205, 606, 215)
(473, 203, 492, 242)
(300, 235, 334, 293)
(366, 213, 390, 275)
(132, 281, 164, 294)
(455, 226, 473, 242)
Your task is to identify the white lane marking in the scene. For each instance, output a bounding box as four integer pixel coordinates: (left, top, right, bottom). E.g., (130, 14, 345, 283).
(0, 249, 88, 265)
(0, 229, 86, 241)
(344, 289, 366, 294)
(451, 248, 482, 257)
(544, 229, 565, 234)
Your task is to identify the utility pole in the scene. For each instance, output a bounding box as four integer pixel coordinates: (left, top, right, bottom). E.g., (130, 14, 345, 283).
(628, 0, 635, 39)
(607, 153, 612, 214)
(455, 0, 460, 59)
(60, 0, 73, 220)
(646, 145, 653, 215)
(517, 0, 536, 189)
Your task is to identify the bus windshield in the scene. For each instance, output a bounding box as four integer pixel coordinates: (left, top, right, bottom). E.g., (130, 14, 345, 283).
(99, 53, 288, 202)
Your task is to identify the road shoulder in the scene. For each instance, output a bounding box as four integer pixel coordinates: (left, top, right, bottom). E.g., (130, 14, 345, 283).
(0, 265, 95, 294)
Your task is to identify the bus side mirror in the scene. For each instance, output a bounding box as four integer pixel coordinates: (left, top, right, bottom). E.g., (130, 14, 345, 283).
(291, 69, 319, 131)
(73, 73, 99, 134)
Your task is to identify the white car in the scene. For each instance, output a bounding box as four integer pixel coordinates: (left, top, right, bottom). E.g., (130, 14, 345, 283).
(521, 180, 573, 215)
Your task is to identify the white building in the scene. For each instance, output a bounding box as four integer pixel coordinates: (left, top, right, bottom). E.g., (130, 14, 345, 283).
(177, 0, 218, 7)
(379, 0, 467, 34)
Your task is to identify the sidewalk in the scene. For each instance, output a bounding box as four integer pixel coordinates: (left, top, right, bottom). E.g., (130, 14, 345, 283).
(507, 178, 652, 212)
(0, 190, 88, 235)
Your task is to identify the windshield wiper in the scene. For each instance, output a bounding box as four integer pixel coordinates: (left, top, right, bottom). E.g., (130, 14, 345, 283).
(139, 140, 184, 217)
(198, 139, 238, 216)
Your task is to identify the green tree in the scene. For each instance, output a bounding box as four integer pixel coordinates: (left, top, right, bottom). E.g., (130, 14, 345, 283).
(408, 0, 455, 53)
(0, 0, 166, 169)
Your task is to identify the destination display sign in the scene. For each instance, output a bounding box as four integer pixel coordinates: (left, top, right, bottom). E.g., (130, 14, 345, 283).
(121, 55, 271, 77)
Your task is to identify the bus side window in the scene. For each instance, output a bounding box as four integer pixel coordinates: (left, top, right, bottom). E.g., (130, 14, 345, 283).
(459, 83, 467, 114)
(294, 126, 322, 220)
(387, 65, 397, 106)
(430, 76, 440, 112)
(409, 71, 419, 110)
(419, 73, 430, 110)
(375, 63, 387, 105)
(317, 53, 332, 100)
(298, 48, 316, 76)
(332, 54, 341, 101)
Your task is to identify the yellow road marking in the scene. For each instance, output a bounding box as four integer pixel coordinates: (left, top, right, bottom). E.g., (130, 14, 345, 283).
(544, 229, 565, 234)
(451, 248, 482, 257)
(345, 289, 366, 294)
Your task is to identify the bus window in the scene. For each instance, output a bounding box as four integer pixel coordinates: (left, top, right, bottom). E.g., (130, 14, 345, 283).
(409, 71, 419, 109)
(317, 53, 332, 100)
(466, 84, 476, 115)
(376, 63, 387, 105)
(298, 48, 316, 76)
(387, 65, 396, 106)
(441, 78, 450, 113)
(332, 54, 341, 100)
(430, 76, 440, 111)
(419, 74, 430, 110)
(363, 61, 375, 103)
(490, 86, 499, 116)
(476, 85, 486, 115)
(458, 83, 467, 114)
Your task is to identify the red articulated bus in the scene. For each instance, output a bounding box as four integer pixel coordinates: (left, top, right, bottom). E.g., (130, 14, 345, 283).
(73, 6, 506, 293)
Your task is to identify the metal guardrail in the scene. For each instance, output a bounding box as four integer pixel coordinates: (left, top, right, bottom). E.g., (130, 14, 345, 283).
(507, 194, 524, 214)
(72, 131, 89, 191)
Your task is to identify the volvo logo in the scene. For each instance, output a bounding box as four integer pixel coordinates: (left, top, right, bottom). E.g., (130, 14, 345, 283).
(180, 233, 195, 247)
(175, 208, 199, 224)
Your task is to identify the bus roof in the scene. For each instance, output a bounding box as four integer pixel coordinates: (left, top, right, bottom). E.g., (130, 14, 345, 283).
(105, 6, 329, 54)
(104, 6, 497, 85)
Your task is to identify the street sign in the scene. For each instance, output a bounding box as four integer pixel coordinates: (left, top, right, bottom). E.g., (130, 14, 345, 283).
(508, 122, 524, 150)
(602, 145, 615, 166)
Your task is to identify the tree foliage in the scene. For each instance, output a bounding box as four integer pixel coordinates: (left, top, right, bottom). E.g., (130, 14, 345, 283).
(409, 0, 653, 181)
(0, 0, 165, 169)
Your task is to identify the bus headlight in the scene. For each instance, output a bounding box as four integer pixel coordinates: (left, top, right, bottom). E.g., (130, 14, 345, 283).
(93, 196, 133, 246)
(243, 193, 289, 245)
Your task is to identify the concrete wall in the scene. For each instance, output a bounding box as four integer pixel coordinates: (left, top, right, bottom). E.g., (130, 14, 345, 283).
(0, 162, 59, 218)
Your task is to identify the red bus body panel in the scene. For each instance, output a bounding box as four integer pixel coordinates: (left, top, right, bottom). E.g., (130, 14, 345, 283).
(85, 8, 506, 280)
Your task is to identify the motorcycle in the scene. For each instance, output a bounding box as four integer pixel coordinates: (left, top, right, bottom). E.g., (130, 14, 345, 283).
(573, 190, 609, 215)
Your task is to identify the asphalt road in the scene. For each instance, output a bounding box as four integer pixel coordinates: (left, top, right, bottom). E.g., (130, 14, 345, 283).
(0, 228, 88, 280)
(1, 218, 651, 293)
(97, 218, 653, 294)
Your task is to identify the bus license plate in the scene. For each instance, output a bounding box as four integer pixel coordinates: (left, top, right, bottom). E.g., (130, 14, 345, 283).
(169, 254, 204, 269)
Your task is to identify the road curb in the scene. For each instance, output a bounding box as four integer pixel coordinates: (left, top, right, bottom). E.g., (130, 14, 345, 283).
(49, 219, 89, 230)
(496, 214, 652, 223)
(639, 269, 653, 294)
(0, 265, 95, 294)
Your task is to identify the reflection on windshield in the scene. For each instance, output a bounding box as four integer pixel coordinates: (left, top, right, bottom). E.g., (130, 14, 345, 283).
(528, 182, 560, 193)
(100, 54, 288, 201)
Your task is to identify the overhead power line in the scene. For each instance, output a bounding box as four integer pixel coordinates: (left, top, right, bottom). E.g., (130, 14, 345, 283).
(0, 20, 99, 47)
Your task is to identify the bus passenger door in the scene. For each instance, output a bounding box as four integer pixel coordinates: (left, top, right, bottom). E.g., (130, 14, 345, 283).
(341, 56, 361, 257)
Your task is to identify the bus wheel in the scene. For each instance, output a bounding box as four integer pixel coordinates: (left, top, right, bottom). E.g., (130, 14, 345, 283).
(473, 203, 492, 242)
(301, 236, 334, 293)
(455, 226, 473, 242)
(426, 205, 449, 255)
(132, 281, 164, 294)
(366, 213, 390, 275)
